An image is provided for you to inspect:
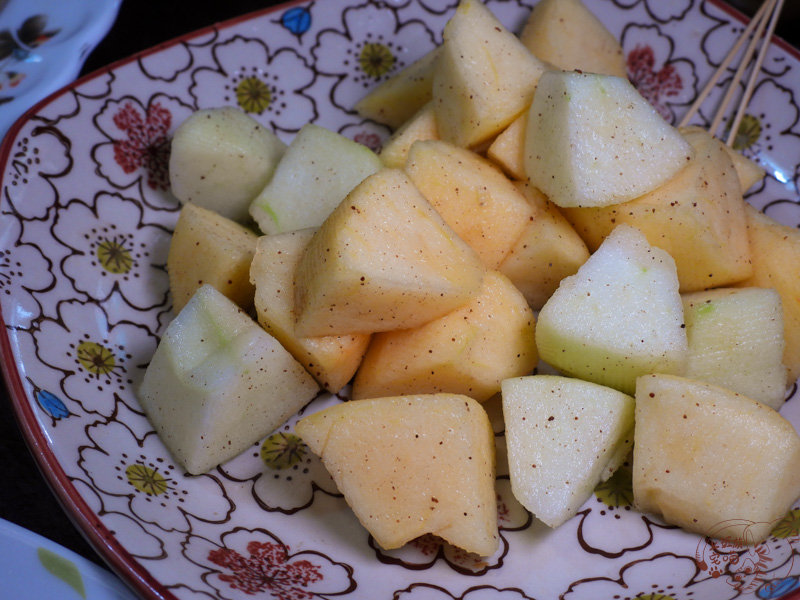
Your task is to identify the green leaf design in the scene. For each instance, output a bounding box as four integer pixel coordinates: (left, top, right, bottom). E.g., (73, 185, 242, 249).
(37, 547, 86, 599)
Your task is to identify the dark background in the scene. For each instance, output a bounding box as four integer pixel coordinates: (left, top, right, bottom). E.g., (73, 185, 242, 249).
(1, 0, 798, 583)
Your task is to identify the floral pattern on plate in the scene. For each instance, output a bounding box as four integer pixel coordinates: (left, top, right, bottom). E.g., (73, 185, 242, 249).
(1, 1, 799, 599)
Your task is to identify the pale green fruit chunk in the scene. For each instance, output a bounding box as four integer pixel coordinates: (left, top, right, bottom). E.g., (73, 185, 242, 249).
(501, 375, 634, 528)
(535, 224, 688, 394)
(249, 123, 383, 235)
(683, 287, 787, 410)
(138, 284, 320, 474)
(634, 373, 800, 545)
(169, 107, 286, 222)
(524, 71, 693, 208)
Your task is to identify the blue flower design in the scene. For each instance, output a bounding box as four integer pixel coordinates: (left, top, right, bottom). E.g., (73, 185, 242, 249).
(757, 575, 800, 599)
(280, 7, 312, 36)
(36, 389, 70, 420)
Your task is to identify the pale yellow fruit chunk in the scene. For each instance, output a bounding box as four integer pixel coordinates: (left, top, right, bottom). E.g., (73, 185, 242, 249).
(295, 394, 499, 556)
(497, 183, 589, 310)
(520, 0, 628, 77)
(562, 127, 751, 291)
(294, 168, 485, 337)
(681, 126, 766, 193)
(733, 204, 800, 382)
(525, 70, 693, 208)
(249, 229, 371, 394)
(486, 113, 528, 180)
(633, 373, 800, 545)
(352, 270, 537, 402)
(354, 48, 440, 129)
(249, 123, 382, 235)
(433, 0, 547, 148)
(405, 140, 535, 268)
(167, 203, 258, 314)
(379, 102, 439, 169)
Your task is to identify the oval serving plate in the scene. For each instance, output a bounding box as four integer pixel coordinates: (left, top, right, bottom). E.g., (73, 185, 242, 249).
(1, 1, 799, 599)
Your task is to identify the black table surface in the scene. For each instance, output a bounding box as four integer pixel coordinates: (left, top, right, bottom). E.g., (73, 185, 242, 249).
(1, 0, 798, 587)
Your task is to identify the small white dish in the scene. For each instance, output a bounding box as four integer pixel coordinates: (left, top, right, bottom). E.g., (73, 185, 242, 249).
(0, 518, 137, 599)
(0, 0, 121, 141)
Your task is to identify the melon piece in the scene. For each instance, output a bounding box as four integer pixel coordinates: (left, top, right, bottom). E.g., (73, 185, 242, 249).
(682, 287, 787, 410)
(295, 393, 498, 556)
(169, 107, 286, 222)
(354, 48, 440, 129)
(519, 0, 628, 77)
(535, 224, 688, 395)
(502, 375, 635, 527)
(433, 0, 547, 148)
(733, 204, 800, 382)
(167, 203, 258, 314)
(379, 102, 439, 169)
(249, 123, 383, 235)
(486, 113, 528, 181)
(633, 373, 800, 544)
(405, 139, 535, 269)
(352, 270, 537, 402)
(138, 284, 320, 474)
(249, 229, 371, 394)
(524, 70, 693, 208)
(294, 168, 485, 337)
(497, 182, 589, 310)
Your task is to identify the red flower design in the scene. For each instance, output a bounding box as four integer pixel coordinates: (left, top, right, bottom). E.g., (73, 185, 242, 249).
(353, 131, 382, 153)
(112, 101, 171, 191)
(208, 540, 323, 599)
(627, 44, 682, 121)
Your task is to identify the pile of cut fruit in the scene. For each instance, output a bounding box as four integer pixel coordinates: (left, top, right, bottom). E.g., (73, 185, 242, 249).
(138, 0, 800, 555)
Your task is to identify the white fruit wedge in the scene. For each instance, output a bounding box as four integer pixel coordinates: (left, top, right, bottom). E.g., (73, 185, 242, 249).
(633, 373, 800, 544)
(501, 375, 635, 528)
(249, 123, 383, 235)
(535, 224, 688, 395)
(295, 393, 499, 556)
(682, 287, 787, 410)
(294, 168, 485, 337)
(524, 70, 693, 208)
(169, 107, 286, 222)
(138, 284, 320, 474)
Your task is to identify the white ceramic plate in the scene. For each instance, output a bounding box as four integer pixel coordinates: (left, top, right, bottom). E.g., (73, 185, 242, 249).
(1, 1, 800, 599)
(0, 517, 138, 600)
(0, 0, 121, 141)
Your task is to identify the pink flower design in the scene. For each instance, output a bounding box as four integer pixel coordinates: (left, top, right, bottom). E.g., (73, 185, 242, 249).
(185, 528, 356, 599)
(209, 540, 323, 598)
(111, 101, 172, 191)
(627, 44, 683, 121)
